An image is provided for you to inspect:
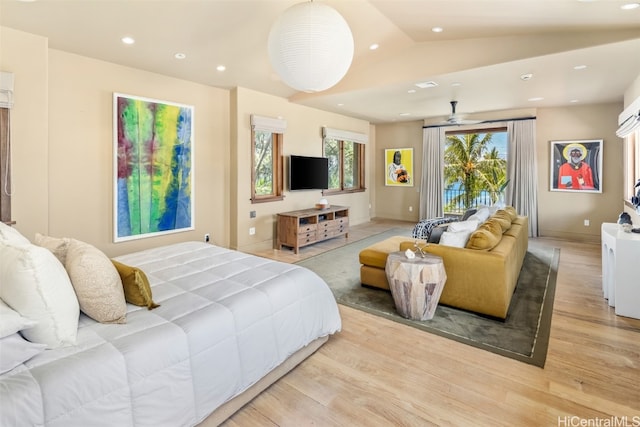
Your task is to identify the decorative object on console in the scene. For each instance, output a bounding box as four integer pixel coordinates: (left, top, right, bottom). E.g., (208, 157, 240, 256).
(315, 198, 330, 210)
(113, 93, 194, 242)
(617, 212, 633, 232)
(268, 1, 354, 92)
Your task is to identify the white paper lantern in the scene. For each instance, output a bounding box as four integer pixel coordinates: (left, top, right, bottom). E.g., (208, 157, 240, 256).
(268, 1, 354, 93)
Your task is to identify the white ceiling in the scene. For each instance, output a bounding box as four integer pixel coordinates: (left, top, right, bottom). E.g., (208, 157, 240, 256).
(1, 0, 640, 124)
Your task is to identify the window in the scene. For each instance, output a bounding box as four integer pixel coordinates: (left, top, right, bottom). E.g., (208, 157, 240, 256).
(0, 108, 10, 223)
(323, 137, 365, 194)
(251, 129, 283, 203)
(624, 128, 639, 207)
(443, 127, 508, 214)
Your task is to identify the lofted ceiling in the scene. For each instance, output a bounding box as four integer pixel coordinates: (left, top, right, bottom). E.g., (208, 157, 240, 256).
(1, 0, 640, 124)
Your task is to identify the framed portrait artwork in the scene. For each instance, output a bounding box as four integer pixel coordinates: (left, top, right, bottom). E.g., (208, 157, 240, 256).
(550, 139, 602, 193)
(113, 93, 194, 242)
(385, 148, 413, 186)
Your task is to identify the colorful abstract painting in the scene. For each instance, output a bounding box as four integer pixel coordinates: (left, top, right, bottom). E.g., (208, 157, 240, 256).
(113, 93, 194, 242)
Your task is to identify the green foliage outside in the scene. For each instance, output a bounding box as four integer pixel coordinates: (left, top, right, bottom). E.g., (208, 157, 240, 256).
(444, 132, 508, 212)
(254, 131, 273, 195)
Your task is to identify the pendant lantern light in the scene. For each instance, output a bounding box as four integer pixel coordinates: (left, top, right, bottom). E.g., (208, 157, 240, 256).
(268, 1, 354, 93)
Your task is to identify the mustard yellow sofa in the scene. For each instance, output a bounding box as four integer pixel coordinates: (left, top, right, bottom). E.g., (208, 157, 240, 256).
(359, 211, 528, 319)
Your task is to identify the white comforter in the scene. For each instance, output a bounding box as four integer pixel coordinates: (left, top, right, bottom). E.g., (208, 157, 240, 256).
(0, 242, 342, 426)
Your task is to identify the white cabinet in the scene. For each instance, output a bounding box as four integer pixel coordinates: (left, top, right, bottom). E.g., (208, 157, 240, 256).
(601, 223, 640, 319)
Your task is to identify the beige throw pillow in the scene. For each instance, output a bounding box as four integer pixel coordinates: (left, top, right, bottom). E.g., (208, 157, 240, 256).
(65, 239, 127, 324)
(34, 233, 71, 265)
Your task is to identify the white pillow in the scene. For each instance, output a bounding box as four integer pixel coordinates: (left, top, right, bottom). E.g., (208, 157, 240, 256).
(0, 299, 37, 339)
(439, 230, 473, 248)
(0, 222, 30, 245)
(0, 333, 47, 374)
(65, 239, 127, 324)
(0, 242, 79, 348)
(448, 219, 479, 233)
(467, 207, 490, 224)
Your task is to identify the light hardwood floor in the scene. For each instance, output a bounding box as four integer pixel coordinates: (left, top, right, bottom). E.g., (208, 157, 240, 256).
(223, 219, 640, 427)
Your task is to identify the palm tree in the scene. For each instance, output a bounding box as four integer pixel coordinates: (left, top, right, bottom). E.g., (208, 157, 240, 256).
(444, 133, 507, 211)
(478, 147, 508, 203)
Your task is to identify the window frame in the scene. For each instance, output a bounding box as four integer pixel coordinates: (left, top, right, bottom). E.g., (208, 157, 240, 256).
(322, 137, 366, 195)
(250, 129, 284, 204)
(623, 129, 639, 208)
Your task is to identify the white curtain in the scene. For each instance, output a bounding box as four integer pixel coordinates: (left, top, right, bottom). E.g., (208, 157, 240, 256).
(507, 119, 539, 237)
(419, 127, 446, 219)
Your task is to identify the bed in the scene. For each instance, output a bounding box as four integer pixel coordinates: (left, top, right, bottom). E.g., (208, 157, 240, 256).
(0, 238, 342, 427)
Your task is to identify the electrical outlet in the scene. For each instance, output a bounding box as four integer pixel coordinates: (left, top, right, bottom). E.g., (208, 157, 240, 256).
(204, 233, 210, 242)
(250, 210, 256, 218)
(249, 227, 256, 235)
(584, 219, 590, 227)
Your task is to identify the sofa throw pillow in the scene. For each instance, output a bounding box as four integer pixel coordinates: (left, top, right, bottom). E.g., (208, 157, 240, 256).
(466, 219, 503, 250)
(0, 333, 47, 375)
(111, 260, 160, 310)
(0, 299, 37, 339)
(440, 230, 473, 248)
(34, 233, 71, 265)
(65, 239, 127, 324)
(467, 207, 490, 224)
(448, 219, 479, 233)
(0, 222, 30, 245)
(504, 206, 518, 221)
(0, 242, 79, 348)
(490, 211, 512, 232)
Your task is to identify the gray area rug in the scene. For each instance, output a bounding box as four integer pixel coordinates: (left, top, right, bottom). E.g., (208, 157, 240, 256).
(296, 229, 560, 367)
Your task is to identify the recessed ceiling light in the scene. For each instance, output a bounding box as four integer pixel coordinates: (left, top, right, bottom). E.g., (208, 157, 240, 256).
(407, 89, 416, 94)
(570, 99, 579, 103)
(451, 82, 462, 87)
(399, 112, 411, 116)
(574, 64, 587, 70)
(369, 43, 379, 50)
(528, 97, 544, 102)
(415, 81, 438, 89)
(216, 65, 226, 72)
(520, 73, 533, 81)
(174, 53, 186, 59)
(621, 3, 640, 10)
(337, 103, 344, 107)
(121, 36, 135, 45)
(432, 27, 443, 33)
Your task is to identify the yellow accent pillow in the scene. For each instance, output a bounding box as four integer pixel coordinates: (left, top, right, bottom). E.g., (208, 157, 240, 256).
(504, 206, 518, 221)
(492, 210, 512, 232)
(466, 219, 502, 250)
(111, 260, 160, 310)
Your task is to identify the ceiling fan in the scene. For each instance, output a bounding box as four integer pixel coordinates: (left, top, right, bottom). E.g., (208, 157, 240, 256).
(441, 100, 483, 126)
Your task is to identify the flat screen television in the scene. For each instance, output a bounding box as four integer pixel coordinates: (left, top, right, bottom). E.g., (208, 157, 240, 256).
(289, 155, 329, 190)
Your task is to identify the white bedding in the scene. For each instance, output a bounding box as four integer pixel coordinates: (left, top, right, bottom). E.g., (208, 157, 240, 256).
(0, 241, 342, 426)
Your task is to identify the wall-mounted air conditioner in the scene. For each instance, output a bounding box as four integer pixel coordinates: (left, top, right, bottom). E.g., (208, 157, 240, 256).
(617, 96, 640, 138)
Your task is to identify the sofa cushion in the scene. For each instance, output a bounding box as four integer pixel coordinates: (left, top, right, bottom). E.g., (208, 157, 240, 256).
(359, 235, 415, 269)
